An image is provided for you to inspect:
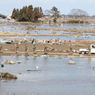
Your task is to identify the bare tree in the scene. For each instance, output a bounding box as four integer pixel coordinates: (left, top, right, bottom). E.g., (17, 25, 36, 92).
(69, 9, 89, 18)
(44, 10, 51, 17)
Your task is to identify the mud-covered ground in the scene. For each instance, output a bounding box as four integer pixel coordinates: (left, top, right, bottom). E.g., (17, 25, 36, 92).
(0, 40, 95, 57)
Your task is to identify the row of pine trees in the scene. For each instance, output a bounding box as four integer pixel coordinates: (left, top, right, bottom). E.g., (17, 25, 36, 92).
(11, 5, 43, 22)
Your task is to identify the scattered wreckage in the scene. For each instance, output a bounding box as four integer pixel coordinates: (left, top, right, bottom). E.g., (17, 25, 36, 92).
(79, 44, 95, 54)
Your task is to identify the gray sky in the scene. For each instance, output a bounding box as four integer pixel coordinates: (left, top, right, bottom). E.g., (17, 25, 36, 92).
(0, 0, 95, 16)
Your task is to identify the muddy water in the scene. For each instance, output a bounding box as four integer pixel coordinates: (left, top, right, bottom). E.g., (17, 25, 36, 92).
(0, 56, 95, 95)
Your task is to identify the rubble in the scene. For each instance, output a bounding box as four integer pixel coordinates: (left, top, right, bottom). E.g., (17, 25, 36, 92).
(0, 72, 17, 79)
(68, 60, 76, 64)
(3, 59, 15, 64)
(8, 61, 15, 64)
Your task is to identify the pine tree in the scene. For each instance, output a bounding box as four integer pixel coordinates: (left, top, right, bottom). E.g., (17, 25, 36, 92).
(28, 5, 34, 21)
(51, 6, 60, 23)
(11, 5, 43, 22)
(11, 8, 19, 19)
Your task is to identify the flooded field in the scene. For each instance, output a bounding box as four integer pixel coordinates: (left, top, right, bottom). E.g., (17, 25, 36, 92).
(34, 24, 95, 29)
(0, 23, 95, 95)
(15, 35, 95, 41)
(0, 56, 95, 95)
(0, 23, 95, 41)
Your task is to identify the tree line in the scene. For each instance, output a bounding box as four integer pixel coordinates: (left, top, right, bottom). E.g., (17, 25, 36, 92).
(11, 5, 89, 22)
(11, 5, 43, 22)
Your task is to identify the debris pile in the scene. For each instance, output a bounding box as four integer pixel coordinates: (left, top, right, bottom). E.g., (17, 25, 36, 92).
(0, 72, 17, 79)
(68, 60, 76, 64)
(3, 59, 15, 64)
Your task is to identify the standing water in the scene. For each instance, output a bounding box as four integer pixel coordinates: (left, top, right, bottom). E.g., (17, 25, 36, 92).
(0, 56, 95, 95)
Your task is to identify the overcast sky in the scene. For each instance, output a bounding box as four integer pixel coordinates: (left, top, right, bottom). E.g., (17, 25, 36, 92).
(0, 0, 95, 16)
